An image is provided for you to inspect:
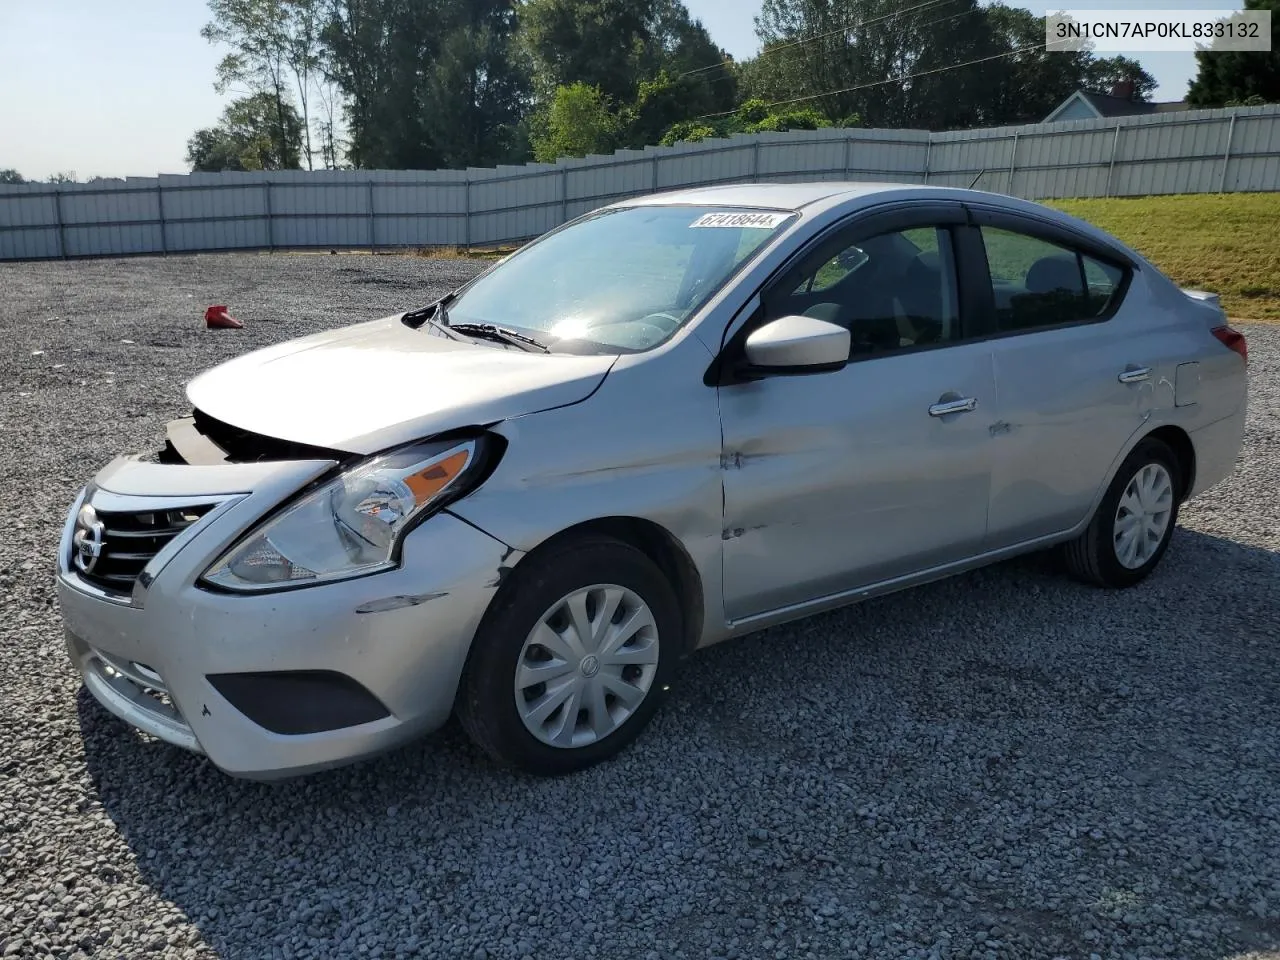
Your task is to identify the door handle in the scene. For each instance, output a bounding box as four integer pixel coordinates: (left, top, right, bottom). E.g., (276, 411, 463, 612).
(1118, 366, 1152, 384)
(929, 396, 977, 417)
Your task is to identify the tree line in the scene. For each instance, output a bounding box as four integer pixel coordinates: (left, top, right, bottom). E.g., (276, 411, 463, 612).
(174, 0, 1280, 175)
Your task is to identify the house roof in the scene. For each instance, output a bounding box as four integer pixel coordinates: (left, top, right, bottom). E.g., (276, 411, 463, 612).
(1044, 90, 1190, 123)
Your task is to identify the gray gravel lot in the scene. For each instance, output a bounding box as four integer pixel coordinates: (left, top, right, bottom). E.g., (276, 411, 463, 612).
(2, 253, 1279, 960)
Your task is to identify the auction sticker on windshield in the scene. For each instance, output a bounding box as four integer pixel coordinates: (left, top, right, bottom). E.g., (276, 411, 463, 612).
(690, 212, 791, 229)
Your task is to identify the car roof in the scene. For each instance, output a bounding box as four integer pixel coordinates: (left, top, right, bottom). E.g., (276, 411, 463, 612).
(611, 181, 1145, 267)
(614, 181, 939, 212)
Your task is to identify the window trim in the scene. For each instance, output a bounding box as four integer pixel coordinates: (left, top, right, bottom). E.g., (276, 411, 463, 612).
(961, 206, 1134, 342)
(705, 201, 971, 386)
(963, 203, 1139, 270)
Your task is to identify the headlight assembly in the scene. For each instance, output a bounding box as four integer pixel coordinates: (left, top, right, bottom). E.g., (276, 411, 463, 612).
(202, 436, 490, 592)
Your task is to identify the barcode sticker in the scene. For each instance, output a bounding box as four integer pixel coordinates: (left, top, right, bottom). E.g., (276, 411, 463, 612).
(690, 212, 790, 229)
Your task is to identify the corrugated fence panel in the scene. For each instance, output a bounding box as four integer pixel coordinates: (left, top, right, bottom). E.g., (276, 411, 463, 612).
(0, 187, 60, 259)
(0, 228, 59, 259)
(847, 131, 930, 179)
(163, 174, 268, 252)
(928, 132, 1012, 182)
(566, 152, 648, 202)
(266, 176, 365, 249)
(659, 139, 753, 189)
(759, 132, 845, 179)
(2, 105, 1278, 259)
(1230, 112, 1280, 191)
(1012, 127, 1114, 198)
(60, 182, 162, 256)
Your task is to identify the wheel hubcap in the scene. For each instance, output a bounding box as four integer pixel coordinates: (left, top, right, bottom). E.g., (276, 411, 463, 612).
(514, 584, 660, 749)
(1113, 462, 1174, 570)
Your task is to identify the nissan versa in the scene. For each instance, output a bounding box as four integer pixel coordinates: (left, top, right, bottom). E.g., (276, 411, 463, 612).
(57, 183, 1248, 779)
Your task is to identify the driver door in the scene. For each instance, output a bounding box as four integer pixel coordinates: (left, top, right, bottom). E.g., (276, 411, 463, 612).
(716, 205, 997, 623)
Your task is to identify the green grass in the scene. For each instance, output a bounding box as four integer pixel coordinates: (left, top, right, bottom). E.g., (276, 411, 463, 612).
(1048, 193, 1280, 322)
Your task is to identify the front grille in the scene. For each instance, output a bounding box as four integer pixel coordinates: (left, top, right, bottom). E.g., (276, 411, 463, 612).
(77, 505, 214, 593)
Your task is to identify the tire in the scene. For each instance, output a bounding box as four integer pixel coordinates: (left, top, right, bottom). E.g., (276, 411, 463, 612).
(456, 535, 682, 775)
(1062, 437, 1182, 588)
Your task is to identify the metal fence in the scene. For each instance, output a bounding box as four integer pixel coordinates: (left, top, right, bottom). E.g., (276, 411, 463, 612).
(2, 103, 1278, 261)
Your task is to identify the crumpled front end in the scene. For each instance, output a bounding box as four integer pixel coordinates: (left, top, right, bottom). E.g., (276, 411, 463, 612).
(57, 451, 520, 780)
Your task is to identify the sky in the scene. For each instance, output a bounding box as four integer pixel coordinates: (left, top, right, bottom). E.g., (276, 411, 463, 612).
(0, 0, 1237, 181)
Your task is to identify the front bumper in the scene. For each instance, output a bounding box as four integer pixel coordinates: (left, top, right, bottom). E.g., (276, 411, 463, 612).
(58, 455, 520, 780)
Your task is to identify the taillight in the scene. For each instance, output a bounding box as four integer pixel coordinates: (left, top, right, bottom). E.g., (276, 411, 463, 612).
(1212, 325, 1248, 364)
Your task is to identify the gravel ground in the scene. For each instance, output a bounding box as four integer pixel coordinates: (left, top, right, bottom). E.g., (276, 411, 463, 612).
(1, 253, 1279, 960)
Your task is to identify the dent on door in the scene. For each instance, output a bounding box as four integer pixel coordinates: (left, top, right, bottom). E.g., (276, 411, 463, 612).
(985, 325, 1152, 546)
(718, 344, 996, 622)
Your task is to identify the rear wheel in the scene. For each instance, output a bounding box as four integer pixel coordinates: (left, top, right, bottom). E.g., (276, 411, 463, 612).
(456, 536, 681, 775)
(1062, 437, 1181, 588)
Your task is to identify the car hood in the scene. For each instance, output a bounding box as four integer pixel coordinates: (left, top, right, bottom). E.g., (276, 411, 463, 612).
(186, 316, 617, 455)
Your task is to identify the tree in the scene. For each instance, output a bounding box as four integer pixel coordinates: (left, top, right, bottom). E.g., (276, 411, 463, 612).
(983, 4, 1093, 124)
(187, 92, 304, 171)
(321, 0, 423, 169)
(522, 0, 734, 148)
(746, 0, 1162, 131)
(749, 0, 1005, 129)
(626, 69, 731, 148)
(658, 96, 842, 145)
(522, 0, 656, 104)
(47, 172, 76, 183)
(532, 82, 619, 161)
(203, 0, 313, 169)
(983, 7, 1155, 124)
(420, 0, 532, 168)
(639, 0, 738, 118)
(0, 169, 24, 184)
(187, 129, 250, 172)
(1188, 0, 1280, 106)
(314, 74, 346, 168)
(1086, 55, 1157, 101)
(322, 0, 530, 170)
(281, 0, 323, 168)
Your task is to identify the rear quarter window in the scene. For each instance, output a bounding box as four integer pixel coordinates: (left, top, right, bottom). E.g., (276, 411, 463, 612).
(1082, 255, 1125, 316)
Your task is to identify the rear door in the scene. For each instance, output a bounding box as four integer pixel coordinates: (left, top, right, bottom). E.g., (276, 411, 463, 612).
(963, 208, 1148, 547)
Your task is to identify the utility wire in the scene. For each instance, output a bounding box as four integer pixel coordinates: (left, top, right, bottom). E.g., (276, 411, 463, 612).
(689, 6, 985, 93)
(696, 44, 1043, 119)
(677, 0, 956, 80)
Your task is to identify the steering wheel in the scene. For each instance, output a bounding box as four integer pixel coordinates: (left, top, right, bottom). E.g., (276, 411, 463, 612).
(637, 312, 683, 332)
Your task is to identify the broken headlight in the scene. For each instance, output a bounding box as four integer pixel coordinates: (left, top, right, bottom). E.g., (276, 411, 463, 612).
(202, 436, 489, 592)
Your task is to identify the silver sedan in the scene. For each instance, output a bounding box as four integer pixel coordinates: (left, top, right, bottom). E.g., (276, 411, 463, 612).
(57, 183, 1248, 779)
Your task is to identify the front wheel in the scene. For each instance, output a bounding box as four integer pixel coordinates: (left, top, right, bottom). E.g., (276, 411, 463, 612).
(456, 535, 681, 775)
(1062, 437, 1181, 588)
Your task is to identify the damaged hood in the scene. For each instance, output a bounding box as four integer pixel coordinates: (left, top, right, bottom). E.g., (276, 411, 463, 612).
(186, 316, 616, 455)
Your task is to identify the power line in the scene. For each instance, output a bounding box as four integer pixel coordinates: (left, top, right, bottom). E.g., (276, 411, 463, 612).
(696, 44, 1043, 119)
(677, 0, 956, 81)
(692, 5, 988, 91)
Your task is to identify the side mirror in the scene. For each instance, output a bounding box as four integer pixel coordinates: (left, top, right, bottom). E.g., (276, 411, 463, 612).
(740, 315, 850, 376)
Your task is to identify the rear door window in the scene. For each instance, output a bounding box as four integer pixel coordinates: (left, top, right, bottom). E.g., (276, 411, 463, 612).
(978, 226, 1127, 333)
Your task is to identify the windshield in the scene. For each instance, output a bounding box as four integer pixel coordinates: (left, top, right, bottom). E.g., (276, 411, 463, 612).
(444, 205, 795, 354)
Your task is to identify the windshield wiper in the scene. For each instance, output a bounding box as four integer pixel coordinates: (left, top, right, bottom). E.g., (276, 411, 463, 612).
(448, 322, 551, 354)
(403, 295, 550, 353)
(401, 293, 460, 338)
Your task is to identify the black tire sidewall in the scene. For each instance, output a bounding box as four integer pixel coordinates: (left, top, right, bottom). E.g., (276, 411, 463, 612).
(458, 536, 683, 775)
(1092, 438, 1181, 587)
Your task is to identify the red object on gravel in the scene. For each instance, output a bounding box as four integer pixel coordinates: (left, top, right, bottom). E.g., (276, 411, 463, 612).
(204, 305, 244, 329)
